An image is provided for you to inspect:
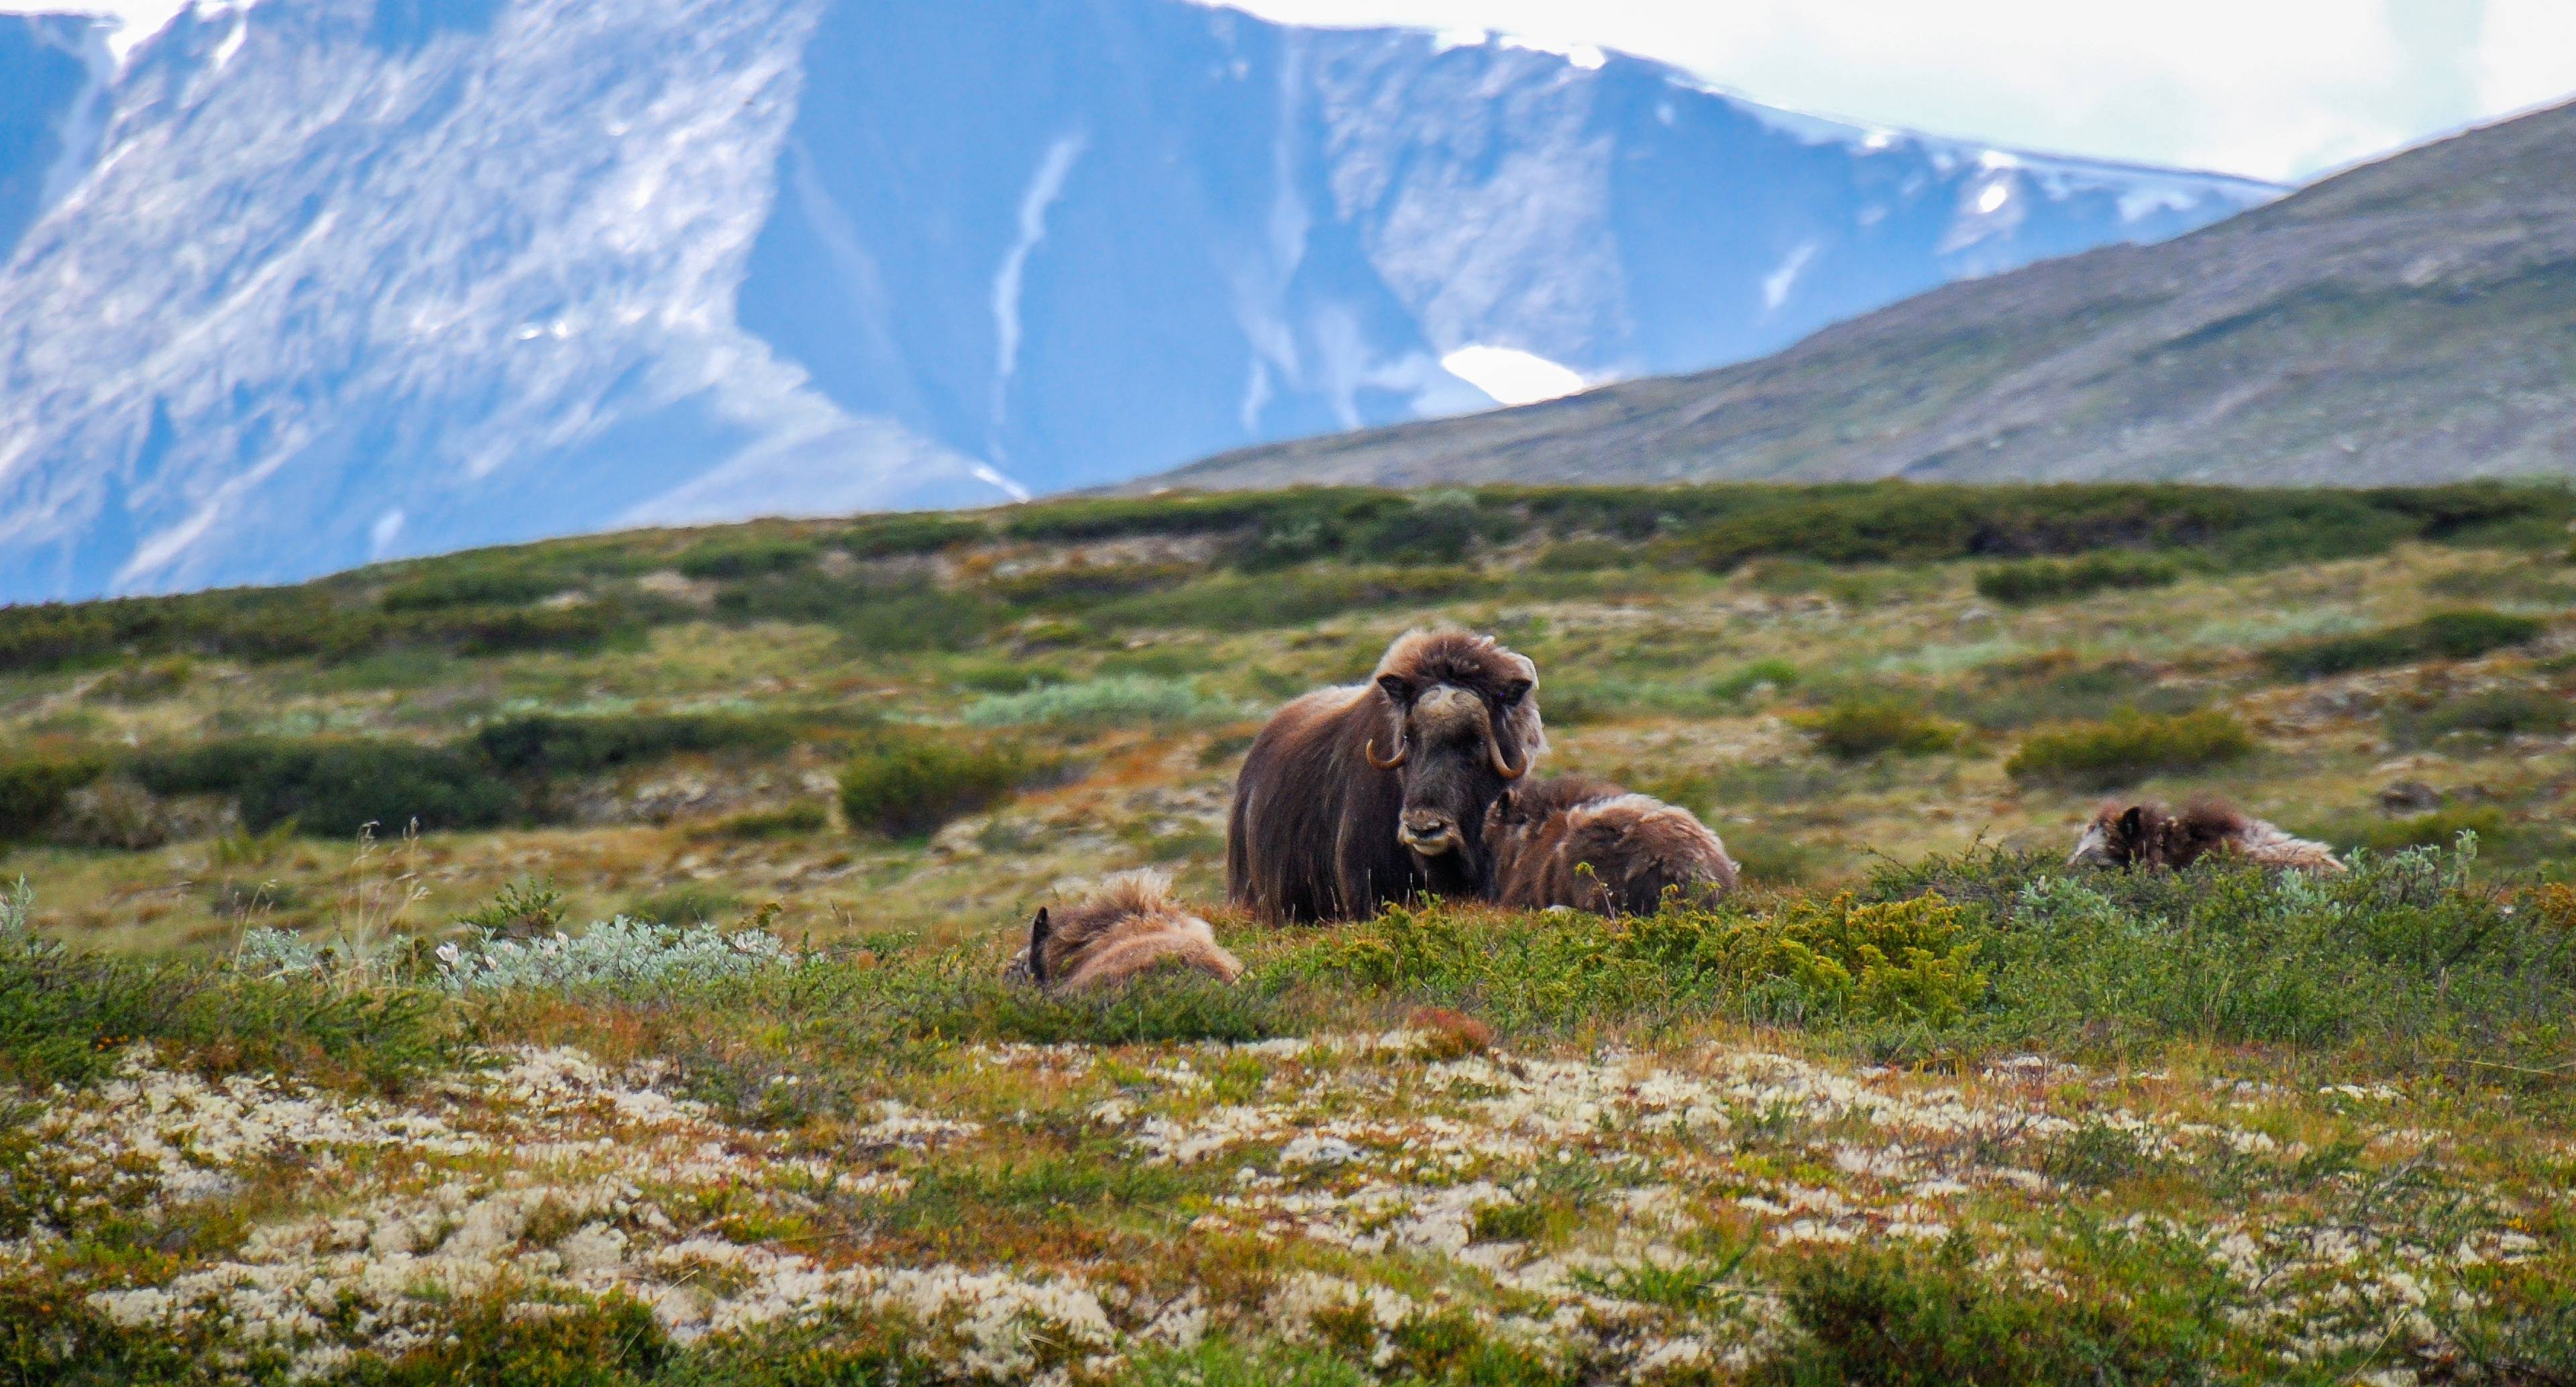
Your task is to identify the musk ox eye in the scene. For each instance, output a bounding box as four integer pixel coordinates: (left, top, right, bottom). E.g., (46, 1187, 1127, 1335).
(1497, 678, 1532, 708)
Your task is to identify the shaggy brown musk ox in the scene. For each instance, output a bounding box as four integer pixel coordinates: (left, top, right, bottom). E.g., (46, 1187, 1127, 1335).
(1004, 871, 1243, 993)
(1226, 630, 1544, 922)
(1484, 775, 1739, 916)
(2070, 801, 2345, 874)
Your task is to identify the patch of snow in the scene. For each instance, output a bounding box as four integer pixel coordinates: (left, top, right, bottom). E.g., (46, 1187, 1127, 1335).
(1762, 241, 1818, 311)
(990, 131, 1088, 400)
(1498, 34, 1603, 70)
(1439, 345, 1586, 406)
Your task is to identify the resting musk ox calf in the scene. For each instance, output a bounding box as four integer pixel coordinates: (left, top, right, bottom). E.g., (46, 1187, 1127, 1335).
(1004, 871, 1243, 993)
(2070, 801, 2345, 874)
(1227, 629, 1544, 922)
(1484, 775, 1739, 916)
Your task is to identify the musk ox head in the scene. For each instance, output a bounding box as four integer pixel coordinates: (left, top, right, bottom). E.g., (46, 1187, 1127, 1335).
(1364, 630, 1544, 867)
(1005, 870, 1242, 992)
(2069, 803, 2155, 868)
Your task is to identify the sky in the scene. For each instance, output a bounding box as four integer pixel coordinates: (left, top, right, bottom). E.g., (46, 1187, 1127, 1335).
(16, 0, 2576, 183)
(1207, 0, 2576, 182)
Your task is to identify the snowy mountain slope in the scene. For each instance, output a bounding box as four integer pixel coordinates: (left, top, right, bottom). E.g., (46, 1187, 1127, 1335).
(0, 0, 2277, 601)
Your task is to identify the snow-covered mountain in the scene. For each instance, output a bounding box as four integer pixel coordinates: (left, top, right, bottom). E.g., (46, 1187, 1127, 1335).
(0, 0, 2279, 600)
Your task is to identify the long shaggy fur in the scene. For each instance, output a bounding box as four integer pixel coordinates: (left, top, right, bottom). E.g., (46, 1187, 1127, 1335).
(1484, 775, 1739, 916)
(1226, 630, 1544, 923)
(2070, 800, 2345, 874)
(1004, 870, 1243, 993)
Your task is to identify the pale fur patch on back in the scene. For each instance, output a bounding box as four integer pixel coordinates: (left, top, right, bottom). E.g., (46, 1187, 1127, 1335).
(2234, 820, 2347, 872)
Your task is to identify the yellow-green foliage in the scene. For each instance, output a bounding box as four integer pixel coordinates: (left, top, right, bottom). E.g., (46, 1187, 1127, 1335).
(1794, 697, 1961, 760)
(0, 751, 103, 840)
(837, 734, 1036, 838)
(1305, 892, 1984, 1030)
(2005, 709, 2257, 789)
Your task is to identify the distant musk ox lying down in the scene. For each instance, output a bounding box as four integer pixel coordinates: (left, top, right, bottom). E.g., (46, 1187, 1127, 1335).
(2070, 801, 2346, 874)
(1004, 871, 1243, 993)
(1484, 775, 1739, 916)
(1228, 630, 1544, 923)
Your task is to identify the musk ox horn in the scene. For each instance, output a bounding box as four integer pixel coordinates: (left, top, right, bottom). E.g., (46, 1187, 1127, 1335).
(1488, 734, 1528, 781)
(1365, 736, 1407, 770)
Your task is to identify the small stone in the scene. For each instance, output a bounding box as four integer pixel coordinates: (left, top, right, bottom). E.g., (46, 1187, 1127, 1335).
(2378, 781, 2443, 815)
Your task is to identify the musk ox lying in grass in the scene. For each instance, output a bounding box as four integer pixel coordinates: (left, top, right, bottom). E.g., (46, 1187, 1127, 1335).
(1005, 871, 1243, 993)
(1228, 629, 1543, 922)
(2070, 801, 2345, 874)
(1483, 775, 1739, 916)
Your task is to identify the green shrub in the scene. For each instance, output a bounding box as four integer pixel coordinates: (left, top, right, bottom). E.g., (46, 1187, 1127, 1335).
(963, 675, 1239, 728)
(1095, 567, 1479, 632)
(0, 751, 105, 840)
(839, 512, 989, 557)
(129, 738, 519, 836)
(1883, 843, 2576, 1058)
(1293, 893, 1984, 1032)
(2004, 710, 2257, 789)
(1794, 698, 1960, 760)
(702, 803, 829, 840)
(981, 561, 1197, 609)
(2361, 806, 2510, 854)
(85, 656, 193, 702)
(2386, 687, 2573, 745)
(1354, 491, 1494, 566)
(422, 600, 633, 657)
(1973, 552, 2181, 605)
(625, 885, 744, 927)
(1709, 659, 1801, 702)
(378, 567, 566, 612)
(1531, 538, 1636, 571)
(2261, 608, 2546, 679)
(838, 735, 1037, 837)
(1753, 1240, 2217, 1387)
(469, 712, 794, 780)
(0, 882, 456, 1091)
(676, 537, 817, 580)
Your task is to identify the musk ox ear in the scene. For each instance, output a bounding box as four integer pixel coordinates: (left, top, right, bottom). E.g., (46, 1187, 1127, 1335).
(2118, 806, 2145, 840)
(1492, 787, 1515, 820)
(1497, 677, 1533, 708)
(1376, 673, 1414, 706)
(1026, 908, 1052, 985)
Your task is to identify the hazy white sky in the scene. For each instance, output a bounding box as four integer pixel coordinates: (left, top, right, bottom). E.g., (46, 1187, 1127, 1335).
(20, 1, 2576, 182)
(1208, 0, 2576, 182)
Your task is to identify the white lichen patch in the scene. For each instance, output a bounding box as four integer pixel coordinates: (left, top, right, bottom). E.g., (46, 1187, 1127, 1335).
(9, 1034, 2547, 1383)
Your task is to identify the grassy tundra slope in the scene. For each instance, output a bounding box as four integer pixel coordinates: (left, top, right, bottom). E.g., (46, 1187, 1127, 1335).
(2, 480, 2574, 1384)
(1149, 99, 2576, 493)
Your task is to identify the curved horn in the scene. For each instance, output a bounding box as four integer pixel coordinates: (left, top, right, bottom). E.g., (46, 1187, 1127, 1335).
(1365, 735, 1407, 770)
(1487, 734, 1529, 781)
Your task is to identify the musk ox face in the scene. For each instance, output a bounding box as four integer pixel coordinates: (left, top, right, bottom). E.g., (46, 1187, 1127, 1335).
(1370, 667, 1534, 864)
(2068, 805, 2147, 868)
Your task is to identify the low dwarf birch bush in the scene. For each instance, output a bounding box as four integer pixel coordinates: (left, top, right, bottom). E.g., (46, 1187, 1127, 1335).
(1295, 892, 1986, 1032)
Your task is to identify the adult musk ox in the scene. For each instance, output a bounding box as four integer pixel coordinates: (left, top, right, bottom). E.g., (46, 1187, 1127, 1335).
(2070, 800, 2345, 874)
(1004, 871, 1243, 993)
(1484, 775, 1739, 916)
(1227, 629, 1544, 922)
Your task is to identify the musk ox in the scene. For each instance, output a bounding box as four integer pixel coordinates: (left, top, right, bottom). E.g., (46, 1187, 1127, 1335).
(2069, 801, 2345, 874)
(1483, 775, 1739, 916)
(1227, 629, 1544, 922)
(1004, 871, 1243, 993)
